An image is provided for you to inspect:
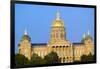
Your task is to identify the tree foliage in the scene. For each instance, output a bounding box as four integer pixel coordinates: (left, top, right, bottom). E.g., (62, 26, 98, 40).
(44, 51, 60, 64)
(15, 52, 60, 67)
(15, 54, 29, 67)
(29, 53, 45, 65)
(81, 53, 94, 62)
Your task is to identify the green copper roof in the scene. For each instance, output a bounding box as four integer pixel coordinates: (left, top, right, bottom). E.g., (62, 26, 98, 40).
(81, 35, 93, 43)
(21, 35, 31, 42)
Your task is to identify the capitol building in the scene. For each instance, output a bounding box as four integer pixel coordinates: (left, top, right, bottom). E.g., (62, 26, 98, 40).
(18, 12, 94, 63)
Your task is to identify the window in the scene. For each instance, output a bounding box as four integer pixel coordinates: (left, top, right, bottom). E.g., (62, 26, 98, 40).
(66, 46, 69, 47)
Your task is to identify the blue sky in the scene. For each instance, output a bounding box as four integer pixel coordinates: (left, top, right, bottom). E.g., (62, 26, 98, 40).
(15, 4, 94, 53)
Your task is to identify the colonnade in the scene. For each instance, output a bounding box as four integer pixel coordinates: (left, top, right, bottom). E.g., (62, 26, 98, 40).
(52, 46, 73, 63)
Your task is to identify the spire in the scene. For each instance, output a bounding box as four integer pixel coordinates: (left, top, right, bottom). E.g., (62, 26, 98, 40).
(83, 33, 86, 39)
(87, 30, 90, 35)
(24, 28, 27, 35)
(56, 11, 60, 20)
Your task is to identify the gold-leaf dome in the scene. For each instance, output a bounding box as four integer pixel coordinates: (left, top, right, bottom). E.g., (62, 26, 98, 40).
(52, 11, 64, 27)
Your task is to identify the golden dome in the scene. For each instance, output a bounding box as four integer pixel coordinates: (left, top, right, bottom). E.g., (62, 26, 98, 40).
(52, 12, 64, 27)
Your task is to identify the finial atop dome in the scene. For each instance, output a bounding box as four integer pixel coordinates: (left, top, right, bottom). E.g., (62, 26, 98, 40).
(52, 11, 64, 27)
(56, 11, 60, 20)
(24, 28, 27, 35)
(87, 30, 90, 35)
(83, 33, 86, 39)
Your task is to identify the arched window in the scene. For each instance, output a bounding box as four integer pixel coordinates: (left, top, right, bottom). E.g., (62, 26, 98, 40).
(61, 33, 63, 39)
(56, 32, 58, 38)
(66, 45, 69, 47)
(63, 46, 65, 47)
(63, 57, 65, 63)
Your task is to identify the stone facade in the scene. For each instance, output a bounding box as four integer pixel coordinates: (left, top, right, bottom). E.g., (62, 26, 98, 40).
(18, 12, 94, 63)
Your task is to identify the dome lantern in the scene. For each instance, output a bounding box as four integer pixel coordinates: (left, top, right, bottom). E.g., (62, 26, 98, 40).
(52, 11, 64, 27)
(21, 28, 31, 42)
(87, 30, 90, 35)
(24, 28, 27, 35)
(56, 11, 60, 20)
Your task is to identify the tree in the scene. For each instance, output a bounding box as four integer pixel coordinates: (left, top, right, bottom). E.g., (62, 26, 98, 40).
(44, 51, 60, 64)
(15, 54, 29, 67)
(81, 53, 94, 62)
(29, 53, 45, 65)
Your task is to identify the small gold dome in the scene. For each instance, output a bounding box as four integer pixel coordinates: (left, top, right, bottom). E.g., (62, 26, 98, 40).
(52, 11, 64, 27)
